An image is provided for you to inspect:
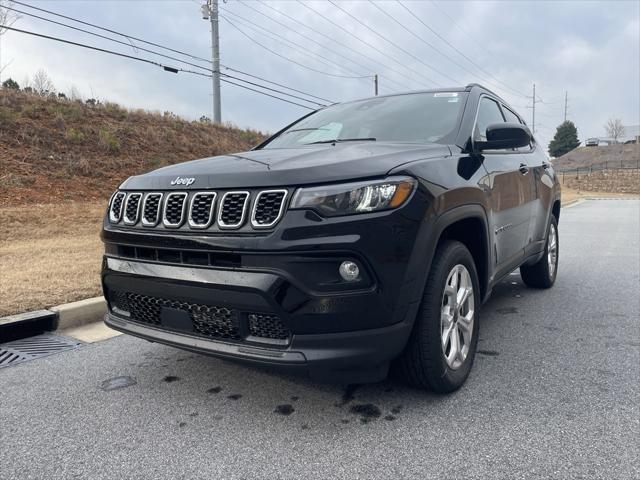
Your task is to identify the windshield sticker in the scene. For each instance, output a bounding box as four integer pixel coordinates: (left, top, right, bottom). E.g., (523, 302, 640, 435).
(434, 92, 458, 97)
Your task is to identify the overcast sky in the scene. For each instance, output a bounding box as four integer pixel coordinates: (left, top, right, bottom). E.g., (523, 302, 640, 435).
(2, 0, 639, 150)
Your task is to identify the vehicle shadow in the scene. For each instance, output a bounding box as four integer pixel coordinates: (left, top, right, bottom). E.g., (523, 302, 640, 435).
(119, 273, 532, 430)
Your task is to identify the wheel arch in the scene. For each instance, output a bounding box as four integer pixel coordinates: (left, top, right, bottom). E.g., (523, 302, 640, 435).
(400, 203, 492, 322)
(435, 212, 490, 301)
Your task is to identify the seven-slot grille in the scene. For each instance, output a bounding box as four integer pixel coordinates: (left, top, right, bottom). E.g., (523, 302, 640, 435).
(109, 189, 287, 230)
(189, 192, 217, 228)
(163, 193, 187, 227)
(123, 193, 142, 224)
(251, 190, 288, 228)
(142, 193, 163, 226)
(218, 192, 250, 229)
(109, 192, 125, 222)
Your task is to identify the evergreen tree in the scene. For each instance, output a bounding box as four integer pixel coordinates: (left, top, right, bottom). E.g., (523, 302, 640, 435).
(1, 77, 19, 90)
(548, 121, 580, 157)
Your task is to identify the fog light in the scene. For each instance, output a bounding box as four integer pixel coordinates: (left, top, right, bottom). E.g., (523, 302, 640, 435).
(339, 261, 360, 282)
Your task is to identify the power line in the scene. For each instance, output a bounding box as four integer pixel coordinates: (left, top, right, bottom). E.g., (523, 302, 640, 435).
(395, 1, 529, 98)
(0, 24, 199, 74)
(297, 0, 437, 89)
(327, 0, 444, 87)
(3, 4, 214, 74)
(10, 0, 328, 106)
(221, 8, 373, 80)
(236, 1, 375, 77)
(254, 0, 416, 92)
(221, 14, 371, 79)
(1, 24, 320, 109)
(12, 0, 212, 64)
(221, 78, 316, 110)
(428, 1, 504, 70)
(221, 72, 327, 106)
(222, 66, 333, 103)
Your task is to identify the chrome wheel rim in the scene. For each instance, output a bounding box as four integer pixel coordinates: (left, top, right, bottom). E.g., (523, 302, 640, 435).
(441, 264, 475, 370)
(547, 223, 558, 278)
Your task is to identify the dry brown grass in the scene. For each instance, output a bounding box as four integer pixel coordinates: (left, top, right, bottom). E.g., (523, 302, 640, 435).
(0, 202, 104, 316)
(0, 89, 266, 206)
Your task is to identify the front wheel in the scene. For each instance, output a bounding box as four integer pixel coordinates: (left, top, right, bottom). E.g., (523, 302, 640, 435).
(520, 215, 559, 289)
(399, 240, 480, 393)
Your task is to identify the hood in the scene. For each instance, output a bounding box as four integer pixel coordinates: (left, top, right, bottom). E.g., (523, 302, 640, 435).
(120, 142, 450, 190)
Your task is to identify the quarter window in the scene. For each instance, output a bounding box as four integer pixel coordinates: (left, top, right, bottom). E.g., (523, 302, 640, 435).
(502, 107, 522, 125)
(474, 97, 505, 141)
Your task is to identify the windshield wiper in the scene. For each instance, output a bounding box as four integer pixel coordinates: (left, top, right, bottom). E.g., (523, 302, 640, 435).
(305, 137, 377, 145)
(283, 127, 330, 135)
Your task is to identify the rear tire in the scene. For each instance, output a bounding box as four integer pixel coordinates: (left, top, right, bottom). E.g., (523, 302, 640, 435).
(520, 215, 559, 289)
(399, 240, 480, 393)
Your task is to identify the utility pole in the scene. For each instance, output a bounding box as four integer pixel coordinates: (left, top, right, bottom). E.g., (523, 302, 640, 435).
(202, 0, 221, 123)
(564, 91, 568, 123)
(532, 83, 536, 134)
(374, 74, 378, 96)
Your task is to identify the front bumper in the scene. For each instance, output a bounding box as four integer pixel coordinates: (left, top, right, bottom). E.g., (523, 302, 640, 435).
(102, 257, 415, 382)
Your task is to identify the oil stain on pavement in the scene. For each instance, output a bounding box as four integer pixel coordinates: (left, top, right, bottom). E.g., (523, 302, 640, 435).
(99, 376, 137, 391)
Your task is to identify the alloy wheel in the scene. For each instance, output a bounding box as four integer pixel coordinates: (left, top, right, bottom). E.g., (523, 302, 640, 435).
(547, 223, 558, 279)
(441, 264, 475, 370)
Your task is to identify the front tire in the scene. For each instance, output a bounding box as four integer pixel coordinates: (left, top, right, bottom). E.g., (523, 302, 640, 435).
(399, 240, 480, 393)
(520, 215, 559, 289)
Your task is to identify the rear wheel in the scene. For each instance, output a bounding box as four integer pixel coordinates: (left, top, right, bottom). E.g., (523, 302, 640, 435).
(520, 215, 559, 289)
(399, 240, 480, 393)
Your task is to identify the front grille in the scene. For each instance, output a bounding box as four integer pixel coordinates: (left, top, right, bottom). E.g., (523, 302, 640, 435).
(218, 192, 249, 229)
(251, 190, 288, 228)
(109, 188, 289, 230)
(111, 292, 241, 340)
(163, 193, 187, 227)
(142, 193, 162, 226)
(189, 192, 217, 228)
(248, 313, 290, 340)
(109, 192, 125, 222)
(123, 193, 142, 225)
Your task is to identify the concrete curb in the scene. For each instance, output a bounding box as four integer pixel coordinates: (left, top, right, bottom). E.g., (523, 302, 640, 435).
(0, 310, 58, 343)
(562, 199, 584, 209)
(51, 297, 107, 330)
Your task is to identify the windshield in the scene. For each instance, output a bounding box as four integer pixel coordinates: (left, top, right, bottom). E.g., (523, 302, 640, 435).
(262, 91, 465, 149)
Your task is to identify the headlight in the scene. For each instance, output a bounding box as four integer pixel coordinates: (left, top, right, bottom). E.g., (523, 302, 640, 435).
(290, 176, 416, 217)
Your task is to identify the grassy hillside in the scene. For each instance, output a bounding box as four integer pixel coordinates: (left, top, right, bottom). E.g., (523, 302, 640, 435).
(0, 89, 266, 206)
(553, 144, 639, 171)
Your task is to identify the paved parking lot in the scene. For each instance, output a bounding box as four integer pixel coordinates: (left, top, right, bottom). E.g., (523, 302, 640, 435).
(1, 199, 638, 479)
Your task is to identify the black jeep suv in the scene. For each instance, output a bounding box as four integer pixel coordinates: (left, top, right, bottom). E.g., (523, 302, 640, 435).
(102, 84, 560, 393)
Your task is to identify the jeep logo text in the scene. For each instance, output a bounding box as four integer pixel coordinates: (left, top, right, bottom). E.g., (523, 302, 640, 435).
(170, 176, 196, 186)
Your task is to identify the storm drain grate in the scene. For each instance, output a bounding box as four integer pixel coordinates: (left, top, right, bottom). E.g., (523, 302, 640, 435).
(0, 334, 83, 368)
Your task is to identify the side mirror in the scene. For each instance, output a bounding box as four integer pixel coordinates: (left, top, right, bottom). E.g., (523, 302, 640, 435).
(475, 123, 532, 151)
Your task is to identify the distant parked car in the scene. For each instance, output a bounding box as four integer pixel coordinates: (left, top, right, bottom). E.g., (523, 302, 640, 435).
(586, 138, 599, 146)
(623, 139, 637, 144)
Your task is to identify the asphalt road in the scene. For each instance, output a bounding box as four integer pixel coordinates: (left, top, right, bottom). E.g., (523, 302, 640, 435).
(1, 199, 639, 480)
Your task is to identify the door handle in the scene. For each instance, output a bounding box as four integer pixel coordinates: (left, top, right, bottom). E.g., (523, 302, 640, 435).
(519, 163, 529, 175)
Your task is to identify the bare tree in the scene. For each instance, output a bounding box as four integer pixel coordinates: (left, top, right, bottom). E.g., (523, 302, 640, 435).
(605, 118, 625, 143)
(0, 0, 21, 83)
(32, 68, 55, 95)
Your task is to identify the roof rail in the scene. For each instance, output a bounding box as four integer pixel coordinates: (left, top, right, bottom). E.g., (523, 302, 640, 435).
(465, 83, 507, 103)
